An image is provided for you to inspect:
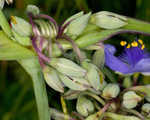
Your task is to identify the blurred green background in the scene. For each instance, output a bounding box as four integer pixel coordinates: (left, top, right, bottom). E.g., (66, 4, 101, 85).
(1, 0, 150, 119)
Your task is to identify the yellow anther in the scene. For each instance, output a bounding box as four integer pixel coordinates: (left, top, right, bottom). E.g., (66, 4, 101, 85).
(131, 41, 138, 47)
(141, 44, 145, 50)
(10, 16, 17, 25)
(120, 41, 127, 46)
(126, 44, 131, 48)
(138, 39, 143, 45)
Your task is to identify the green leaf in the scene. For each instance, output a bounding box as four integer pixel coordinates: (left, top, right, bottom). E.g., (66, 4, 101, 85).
(0, 31, 34, 60)
(65, 12, 91, 38)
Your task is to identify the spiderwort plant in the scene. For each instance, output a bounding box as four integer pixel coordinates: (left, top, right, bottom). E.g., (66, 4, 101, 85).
(104, 39, 150, 75)
(2, 3, 150, 120)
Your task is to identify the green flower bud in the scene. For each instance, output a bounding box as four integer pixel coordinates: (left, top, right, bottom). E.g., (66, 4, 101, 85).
(122, 91, 142, 109)
(102, 83, 120, 99)
(90, 11, 128, 29)
(63, 90, 80, 100)
(58, 73, 90, 91)
(43, 66, 64, 93)
(85, 113, 99, 120)
(10, 16, 32, 37)
(49, 58, 87, 77)
(123, 76, 132, 88)
(92, 48, 105, 68)
(63, 11, 84, 26)
(26, 4, 40, 16)
(82, 60, 105, 90)
(76, 95, 94, 117)
(0, 0, 4, 9)
(142, 103, 150, 118)
(12, 29, 31, 46)
(65, 12, 91, 39)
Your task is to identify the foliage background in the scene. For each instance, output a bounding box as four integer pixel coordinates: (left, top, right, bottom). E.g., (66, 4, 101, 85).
(1, 0, 150, 119)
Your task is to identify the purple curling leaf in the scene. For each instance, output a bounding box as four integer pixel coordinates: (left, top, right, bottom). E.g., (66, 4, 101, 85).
(104, 40, 150, 75)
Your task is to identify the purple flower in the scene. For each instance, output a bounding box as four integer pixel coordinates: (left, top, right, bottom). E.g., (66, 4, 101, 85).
(104, 40, 150, 75)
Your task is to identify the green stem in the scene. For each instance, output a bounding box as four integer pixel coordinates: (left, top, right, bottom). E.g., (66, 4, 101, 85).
(81, 91, 105, 106)
(121, 108, 145, 120)
(18, 57, 50, 120)
(104, 112, 141, 120)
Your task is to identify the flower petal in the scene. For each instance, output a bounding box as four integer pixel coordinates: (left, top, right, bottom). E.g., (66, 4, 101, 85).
(133, 58, 150, 73)
(104, 44, 116, 55)
(105, 45, 131, 74)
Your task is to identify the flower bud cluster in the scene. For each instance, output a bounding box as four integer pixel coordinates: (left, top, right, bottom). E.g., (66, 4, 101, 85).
(4, 5, 150, 120)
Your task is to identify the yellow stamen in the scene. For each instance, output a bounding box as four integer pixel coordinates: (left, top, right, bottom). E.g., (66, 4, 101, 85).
(141, 44, 145, 50)
(138, 39, 143, 45)
(126, 44, 131, 48)
(10, 16, 17, 25)
(131, 41, 138, 47)
(120, 41, 127, 46)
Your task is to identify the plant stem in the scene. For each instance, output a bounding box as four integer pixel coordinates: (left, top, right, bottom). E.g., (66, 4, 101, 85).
(104, 112, 141, 120)
(81, 91, 105, 106)
(18, 57, 50, 120)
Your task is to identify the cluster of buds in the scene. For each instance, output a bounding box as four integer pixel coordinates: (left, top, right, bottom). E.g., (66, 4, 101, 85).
(6, 4, 150, 120)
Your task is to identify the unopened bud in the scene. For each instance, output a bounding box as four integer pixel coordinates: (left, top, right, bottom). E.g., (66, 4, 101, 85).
(76, 95, 94, 117)
(65, 12, 91, 39)
(43, 66, 64, 93)
(49, 58, 87, 77)
(10, 16, 32, 37)
(102, 83, 120, 99)
(26, 5, 40, 16)
(59, 73, 90, 91)
(85, 113, 100, 120)
(123, 91, 142, 109)
(12, 30, 31, 46)
(141, 103, 150, 118)
(90, 11, 128, 29)
(82, 60, 104, 90)
(92, 48, 105, 68)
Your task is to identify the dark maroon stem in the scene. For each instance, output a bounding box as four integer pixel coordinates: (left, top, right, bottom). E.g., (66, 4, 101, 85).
(57, 20, 72, 37)
(96, 101, 112, 118)
(39, 37, 45, 51)
(59, 34, 84, 63)
(32, 36, 50, 63)
(28, 13, 39, 36)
